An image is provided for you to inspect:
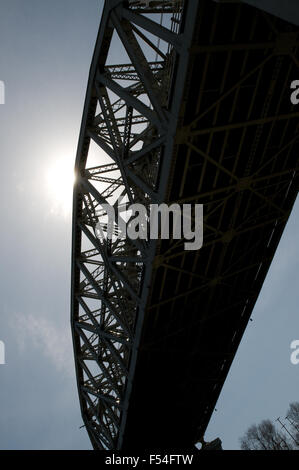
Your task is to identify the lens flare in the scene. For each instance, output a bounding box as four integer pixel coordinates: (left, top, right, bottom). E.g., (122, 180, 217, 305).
(45, 157, 75, 216)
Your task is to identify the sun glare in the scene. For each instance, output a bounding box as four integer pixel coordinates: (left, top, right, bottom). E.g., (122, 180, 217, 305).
(45, 157, 76, 216)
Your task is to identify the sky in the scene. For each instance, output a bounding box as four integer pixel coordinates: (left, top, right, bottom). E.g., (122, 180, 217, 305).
(0, 0, 103, 450)
(0, 0, 298, 450)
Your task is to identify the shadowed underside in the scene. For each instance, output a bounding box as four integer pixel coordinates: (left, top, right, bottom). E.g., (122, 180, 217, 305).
(71, 0, 299, 449)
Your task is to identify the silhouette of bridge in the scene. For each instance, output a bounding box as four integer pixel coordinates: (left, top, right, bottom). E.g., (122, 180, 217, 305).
(71, 0, 299, 450)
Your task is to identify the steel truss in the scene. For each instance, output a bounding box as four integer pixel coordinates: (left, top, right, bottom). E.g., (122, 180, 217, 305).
(72, 0, 299, 450)
(71, 0, 193, 450)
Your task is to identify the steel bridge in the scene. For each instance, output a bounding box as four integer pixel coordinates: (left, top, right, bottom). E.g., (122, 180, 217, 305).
(71, 0, 299, 450)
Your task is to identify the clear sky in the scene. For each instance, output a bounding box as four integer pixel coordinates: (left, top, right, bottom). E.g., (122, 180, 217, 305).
(0, 0, 298, 450)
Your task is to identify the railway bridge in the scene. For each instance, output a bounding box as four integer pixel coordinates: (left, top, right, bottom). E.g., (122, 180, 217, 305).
(71, 0, 299, 449)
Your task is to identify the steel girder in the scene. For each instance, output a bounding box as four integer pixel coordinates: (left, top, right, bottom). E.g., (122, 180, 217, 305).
(71, 0, 196, 450)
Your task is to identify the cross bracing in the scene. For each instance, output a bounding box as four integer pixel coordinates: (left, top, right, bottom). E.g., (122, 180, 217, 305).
(71, 0, 299, 449)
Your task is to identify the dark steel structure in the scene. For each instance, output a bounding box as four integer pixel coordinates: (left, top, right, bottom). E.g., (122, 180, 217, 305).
(71, 0, 299, 450)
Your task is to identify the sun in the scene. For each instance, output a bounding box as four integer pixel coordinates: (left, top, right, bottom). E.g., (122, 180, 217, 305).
(45, 156, 76, 216)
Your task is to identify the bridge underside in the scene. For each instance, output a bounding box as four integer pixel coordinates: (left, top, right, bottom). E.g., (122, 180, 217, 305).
(71, 0, 299, 450)
(122, 1, 299, 449)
